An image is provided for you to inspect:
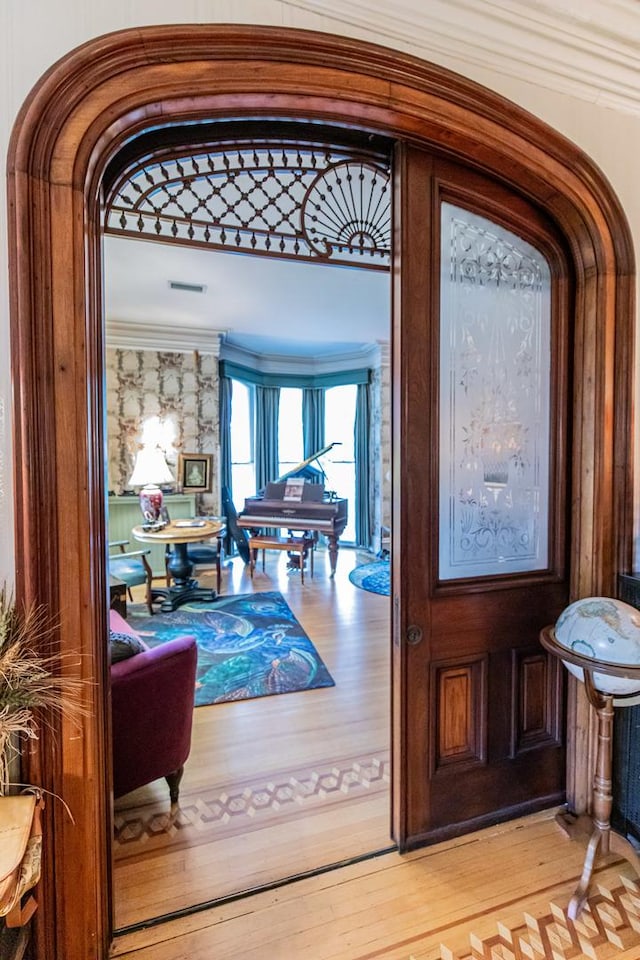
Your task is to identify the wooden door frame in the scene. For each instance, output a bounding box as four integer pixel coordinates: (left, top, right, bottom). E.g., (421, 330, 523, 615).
(7, 25, 634, 960)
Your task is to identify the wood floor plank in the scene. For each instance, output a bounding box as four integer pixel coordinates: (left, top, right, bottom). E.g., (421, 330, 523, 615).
(113, 548, 391, 928)
(112, 812, 640, 960)
(113, 556, 640, 960)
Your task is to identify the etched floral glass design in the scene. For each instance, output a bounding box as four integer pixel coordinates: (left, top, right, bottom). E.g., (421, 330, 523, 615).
(439, 202, 551, 580)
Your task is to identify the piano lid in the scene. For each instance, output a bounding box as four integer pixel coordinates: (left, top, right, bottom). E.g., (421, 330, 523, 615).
(275, 442, 341, 484)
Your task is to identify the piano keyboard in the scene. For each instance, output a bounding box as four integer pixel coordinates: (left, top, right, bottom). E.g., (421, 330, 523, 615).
(237, 515, 335, 531)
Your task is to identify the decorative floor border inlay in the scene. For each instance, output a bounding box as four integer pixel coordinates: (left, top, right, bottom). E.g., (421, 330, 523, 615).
(439, 875, 640, 960)
(114, 751, 390, 858)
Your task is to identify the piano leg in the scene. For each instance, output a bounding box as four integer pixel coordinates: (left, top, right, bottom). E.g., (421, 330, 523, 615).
(327, 534, 339, 578)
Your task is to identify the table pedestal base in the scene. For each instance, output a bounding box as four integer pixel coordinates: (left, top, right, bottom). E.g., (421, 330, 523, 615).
(151, 580, 216, 613)
(132, 520, 224, 614)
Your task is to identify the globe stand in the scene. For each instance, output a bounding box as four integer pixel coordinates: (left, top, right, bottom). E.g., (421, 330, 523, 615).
(540, 625, 640, 919)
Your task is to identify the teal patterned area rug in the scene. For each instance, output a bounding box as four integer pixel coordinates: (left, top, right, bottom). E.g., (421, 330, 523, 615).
(130, 591, 334, 707)
(348, 560, 390, 597)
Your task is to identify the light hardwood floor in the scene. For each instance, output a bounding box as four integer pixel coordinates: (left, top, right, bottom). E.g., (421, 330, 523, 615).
(113, 808, 640, 960)
(112, 552, 640, 960)
(113, 546, 392, 929)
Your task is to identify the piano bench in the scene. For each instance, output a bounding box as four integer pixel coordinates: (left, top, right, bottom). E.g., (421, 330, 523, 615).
(248, 535, 314, 584)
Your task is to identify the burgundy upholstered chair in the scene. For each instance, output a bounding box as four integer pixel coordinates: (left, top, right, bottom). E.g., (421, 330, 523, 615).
(109, 610, 197, 804)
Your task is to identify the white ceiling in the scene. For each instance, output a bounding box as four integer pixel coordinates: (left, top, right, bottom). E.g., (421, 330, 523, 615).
(104, 235, 390, 358)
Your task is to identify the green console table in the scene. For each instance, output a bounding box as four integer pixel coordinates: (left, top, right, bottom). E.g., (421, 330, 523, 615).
(107, 493, 196, 576)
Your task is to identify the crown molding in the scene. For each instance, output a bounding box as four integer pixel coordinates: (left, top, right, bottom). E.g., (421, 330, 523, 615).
(286, 0, 640, 115)
(105, 323, 387, 368)
(220, 339, 382, 374)
(106, 321, 224, 354)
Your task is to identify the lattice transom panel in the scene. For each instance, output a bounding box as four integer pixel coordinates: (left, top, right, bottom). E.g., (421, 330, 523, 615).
(105, 140, 391, 268)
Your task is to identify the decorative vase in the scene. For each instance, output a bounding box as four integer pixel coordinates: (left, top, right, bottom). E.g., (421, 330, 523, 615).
(139, 483, 163, 522)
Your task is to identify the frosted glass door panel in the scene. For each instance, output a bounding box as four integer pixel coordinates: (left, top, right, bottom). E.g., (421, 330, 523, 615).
(439, 203, 551, 580)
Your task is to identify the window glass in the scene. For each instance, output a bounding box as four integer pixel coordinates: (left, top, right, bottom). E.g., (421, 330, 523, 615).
(278, 387, 304, 476)
(230, 380, 255, 508)
(325, 385, 356, 460)
(325, 385, 357, 542)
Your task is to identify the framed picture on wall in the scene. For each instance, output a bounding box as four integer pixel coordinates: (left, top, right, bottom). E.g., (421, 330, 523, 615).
(178, 453, 213, 493)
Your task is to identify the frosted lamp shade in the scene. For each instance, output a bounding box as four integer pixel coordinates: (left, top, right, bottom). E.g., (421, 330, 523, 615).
(129, 447, 174, 488)
(554, 596, 640, 697)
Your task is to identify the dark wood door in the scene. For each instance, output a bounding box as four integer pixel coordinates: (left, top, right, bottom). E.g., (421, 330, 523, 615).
(392, 145, 571, 849)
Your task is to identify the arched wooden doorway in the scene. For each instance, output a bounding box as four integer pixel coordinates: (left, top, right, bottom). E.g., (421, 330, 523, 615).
(8, 25, 634, 960)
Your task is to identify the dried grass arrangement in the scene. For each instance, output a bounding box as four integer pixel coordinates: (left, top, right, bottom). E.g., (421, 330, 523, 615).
(0, 585, 86, 794)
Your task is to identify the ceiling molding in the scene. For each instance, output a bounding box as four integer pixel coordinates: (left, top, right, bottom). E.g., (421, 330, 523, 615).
(220, 338, 382, 374)
(286, 0, 640, 115)
(106, 321, 224, 354)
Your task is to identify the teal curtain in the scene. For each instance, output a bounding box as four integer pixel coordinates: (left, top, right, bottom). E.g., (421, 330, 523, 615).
(255, 385, 280, 492)
(219, 373, 233, 499)
(302, 387, 325, 469)
(355, 382, 372, 549)
(219, 373, 233, 552)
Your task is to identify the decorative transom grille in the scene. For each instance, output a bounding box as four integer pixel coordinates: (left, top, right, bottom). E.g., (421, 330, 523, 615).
(105, 139, 391, 269)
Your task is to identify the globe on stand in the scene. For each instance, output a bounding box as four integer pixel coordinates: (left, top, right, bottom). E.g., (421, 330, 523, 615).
(554, 596, 640, 698)
(540, 596, 640, 920)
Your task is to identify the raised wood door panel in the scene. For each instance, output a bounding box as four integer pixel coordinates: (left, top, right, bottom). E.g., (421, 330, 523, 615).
(395, 145, 571, 848)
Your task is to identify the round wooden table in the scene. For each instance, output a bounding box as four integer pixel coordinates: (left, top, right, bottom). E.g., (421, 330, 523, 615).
(133, 519, 224, 613)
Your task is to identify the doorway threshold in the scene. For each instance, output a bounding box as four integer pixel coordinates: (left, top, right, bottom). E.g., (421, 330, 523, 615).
(113, 843, 398, 938)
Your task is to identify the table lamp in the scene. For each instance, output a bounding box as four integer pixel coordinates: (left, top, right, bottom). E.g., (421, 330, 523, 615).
(129, 446, 174, 520)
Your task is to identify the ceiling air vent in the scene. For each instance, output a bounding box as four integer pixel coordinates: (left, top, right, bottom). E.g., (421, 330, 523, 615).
(168, 280, 207, 294)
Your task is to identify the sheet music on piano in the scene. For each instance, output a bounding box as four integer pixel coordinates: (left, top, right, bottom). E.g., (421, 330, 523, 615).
(283, 477, 305, 502)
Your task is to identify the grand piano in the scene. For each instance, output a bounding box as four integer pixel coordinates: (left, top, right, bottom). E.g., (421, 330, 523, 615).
(237, 443, 348, 577)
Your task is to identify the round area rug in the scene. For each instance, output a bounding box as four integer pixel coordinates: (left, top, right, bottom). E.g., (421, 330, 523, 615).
(348, 560, 390, 596)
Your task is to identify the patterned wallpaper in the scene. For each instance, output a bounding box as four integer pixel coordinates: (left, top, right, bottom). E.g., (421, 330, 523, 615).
(106, 348, 220, 513)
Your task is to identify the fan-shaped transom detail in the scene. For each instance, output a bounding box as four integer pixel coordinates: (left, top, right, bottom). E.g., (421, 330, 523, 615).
(106, 136, 391, 269)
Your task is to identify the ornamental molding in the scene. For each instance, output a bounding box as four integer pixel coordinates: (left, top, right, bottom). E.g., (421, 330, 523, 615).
(286, 0, 640, 115)
(105, 137, 391, 269)
(220, 338, 382, 374)
(106, 321, 224, 354)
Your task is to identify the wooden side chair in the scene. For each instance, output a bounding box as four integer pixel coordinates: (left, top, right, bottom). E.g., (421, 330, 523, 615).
(108, 540, 154, 614)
